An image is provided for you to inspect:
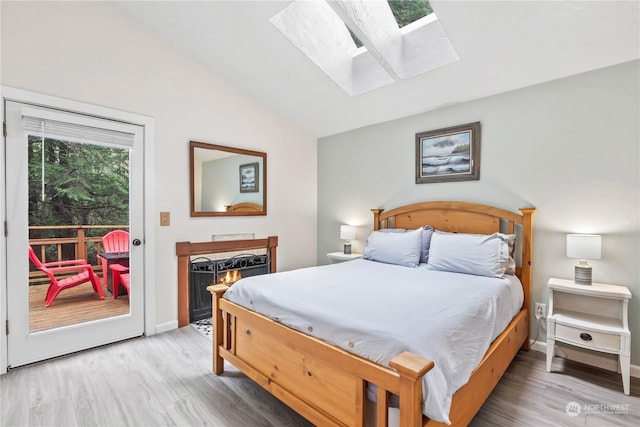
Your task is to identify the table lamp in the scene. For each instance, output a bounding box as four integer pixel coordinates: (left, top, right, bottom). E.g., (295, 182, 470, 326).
(340, 225, 356, 255)
(566, 234, 601, 285)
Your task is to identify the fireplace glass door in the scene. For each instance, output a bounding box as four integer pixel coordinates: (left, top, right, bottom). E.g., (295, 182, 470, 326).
(189, 254, 269, 322)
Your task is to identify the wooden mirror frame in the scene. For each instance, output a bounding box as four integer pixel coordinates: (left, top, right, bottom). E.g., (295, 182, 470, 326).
(190, 141, 267, 217)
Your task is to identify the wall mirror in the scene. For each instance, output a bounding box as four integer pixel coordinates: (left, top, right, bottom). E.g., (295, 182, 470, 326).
(190, 141, 267, 216)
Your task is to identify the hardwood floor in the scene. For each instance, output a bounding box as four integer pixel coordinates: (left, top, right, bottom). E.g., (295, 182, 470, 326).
(470, 349, 639, 426)
(1, 326, 637, 427)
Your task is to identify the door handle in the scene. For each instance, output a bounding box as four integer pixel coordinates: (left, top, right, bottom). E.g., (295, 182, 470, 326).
(132, 239, 142, 246)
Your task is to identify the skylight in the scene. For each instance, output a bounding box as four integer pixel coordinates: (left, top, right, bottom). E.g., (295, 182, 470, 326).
(270, 0, 458, 96)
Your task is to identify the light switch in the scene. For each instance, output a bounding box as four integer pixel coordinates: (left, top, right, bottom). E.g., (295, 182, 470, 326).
(160, 212, 170, 226)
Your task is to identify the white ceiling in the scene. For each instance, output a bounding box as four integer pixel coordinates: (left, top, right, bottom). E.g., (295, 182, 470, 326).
(114, 0, 640, 138)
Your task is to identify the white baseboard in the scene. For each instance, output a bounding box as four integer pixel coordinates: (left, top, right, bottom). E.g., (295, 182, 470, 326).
(530, 340, 640, 378)
(155, 320, 179, 334)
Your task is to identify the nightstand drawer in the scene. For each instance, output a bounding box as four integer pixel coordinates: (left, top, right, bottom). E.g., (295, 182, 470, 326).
(555, 323, 620, 352)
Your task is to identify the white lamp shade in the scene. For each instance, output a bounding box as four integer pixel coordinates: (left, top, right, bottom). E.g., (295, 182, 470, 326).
(566, 234, 601, 260)
(340, 225, 356, 241)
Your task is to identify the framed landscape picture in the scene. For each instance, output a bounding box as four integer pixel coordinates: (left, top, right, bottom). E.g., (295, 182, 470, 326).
(415, 122, 481, 184)
(239, 162, 259, 193)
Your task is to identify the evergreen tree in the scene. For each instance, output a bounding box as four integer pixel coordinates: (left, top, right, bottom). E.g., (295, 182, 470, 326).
(28, 136, 129, 246)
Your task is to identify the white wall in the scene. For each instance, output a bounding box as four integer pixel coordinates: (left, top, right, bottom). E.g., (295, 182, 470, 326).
(318, 60, 640, 365)
(1, 2, 318, 332)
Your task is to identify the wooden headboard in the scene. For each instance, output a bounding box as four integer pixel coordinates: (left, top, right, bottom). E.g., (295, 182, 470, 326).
(372, 201, 535, 348)
(226, 202, 263, 213)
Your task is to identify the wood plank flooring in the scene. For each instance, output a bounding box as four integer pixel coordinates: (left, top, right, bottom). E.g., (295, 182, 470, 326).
(470, 349, 639, 426)
(1, 326, 637, 426)
(29, 282, 129, 332)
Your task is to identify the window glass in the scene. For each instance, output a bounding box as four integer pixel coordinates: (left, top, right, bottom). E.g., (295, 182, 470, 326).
(388, 0, 433, 28)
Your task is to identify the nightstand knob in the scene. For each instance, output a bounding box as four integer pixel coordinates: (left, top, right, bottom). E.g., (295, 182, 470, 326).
(580, 333, 593, 341)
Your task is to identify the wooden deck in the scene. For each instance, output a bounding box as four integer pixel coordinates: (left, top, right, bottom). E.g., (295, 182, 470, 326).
(29, 282, 130, 333)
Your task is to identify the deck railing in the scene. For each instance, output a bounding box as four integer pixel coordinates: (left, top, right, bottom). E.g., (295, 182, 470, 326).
(29, 225, 129, 285)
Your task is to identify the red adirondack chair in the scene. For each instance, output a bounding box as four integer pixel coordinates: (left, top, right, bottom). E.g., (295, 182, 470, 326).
(28, 246, 104, 307)
(100, 230, 130, 287)
(110, 264, 130, 299)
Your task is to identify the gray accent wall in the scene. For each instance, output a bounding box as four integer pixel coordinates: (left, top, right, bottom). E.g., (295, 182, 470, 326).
(318, 60, 640, 365)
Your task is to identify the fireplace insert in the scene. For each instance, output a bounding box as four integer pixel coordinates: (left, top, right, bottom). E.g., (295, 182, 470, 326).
(189, 253, 270, 322)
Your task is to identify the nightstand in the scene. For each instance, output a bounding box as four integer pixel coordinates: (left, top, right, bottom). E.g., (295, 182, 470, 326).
(326, 252, 362, 264)
(546, 277, 632, 395)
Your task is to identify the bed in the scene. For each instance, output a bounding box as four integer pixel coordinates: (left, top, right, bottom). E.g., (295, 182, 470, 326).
(208, 201, 535, 426)
(225, 202, 263, 213)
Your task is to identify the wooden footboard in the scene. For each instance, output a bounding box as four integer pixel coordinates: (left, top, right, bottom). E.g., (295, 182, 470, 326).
(209, 284, 433, 427)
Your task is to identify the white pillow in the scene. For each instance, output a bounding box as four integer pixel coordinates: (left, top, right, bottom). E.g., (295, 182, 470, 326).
(427, 232, 511, 278)
(363, 228, 423, 267)
(378, 226, 434, 264)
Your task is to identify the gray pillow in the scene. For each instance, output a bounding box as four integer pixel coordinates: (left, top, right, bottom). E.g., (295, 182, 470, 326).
(420, 226, 434, 264)
(505, 234, 516, 275)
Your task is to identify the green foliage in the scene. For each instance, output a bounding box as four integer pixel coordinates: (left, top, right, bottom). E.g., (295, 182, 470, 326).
(349, 0, 433, 47)
(28, 136, 129, 237)
(388, 0, 433, 28)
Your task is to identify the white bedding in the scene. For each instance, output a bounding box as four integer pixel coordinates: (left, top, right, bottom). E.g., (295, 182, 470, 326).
(224, 258, 523, 424)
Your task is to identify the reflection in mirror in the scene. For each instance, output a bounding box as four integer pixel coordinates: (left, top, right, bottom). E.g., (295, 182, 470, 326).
(190, 141, 267, 216)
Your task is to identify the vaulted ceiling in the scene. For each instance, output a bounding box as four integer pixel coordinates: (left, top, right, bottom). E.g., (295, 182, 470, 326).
(114, 1, 640, 138)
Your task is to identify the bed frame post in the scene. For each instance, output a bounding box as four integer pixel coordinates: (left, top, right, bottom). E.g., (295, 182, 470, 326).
(371, 209, 383, 231)
(267, 236, 278, 273)
(519, 208, 535, 351)
(389, 352, 434, 427)
(209, 284, 229, 374)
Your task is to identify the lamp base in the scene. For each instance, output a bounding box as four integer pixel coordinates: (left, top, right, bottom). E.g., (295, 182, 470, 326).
(343, 243, 352, 255)
(574, 265, 592, 285)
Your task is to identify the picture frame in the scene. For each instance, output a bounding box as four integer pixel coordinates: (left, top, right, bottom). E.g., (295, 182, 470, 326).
(415, 122, 481, 184)
(239, 162, 259, 193)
